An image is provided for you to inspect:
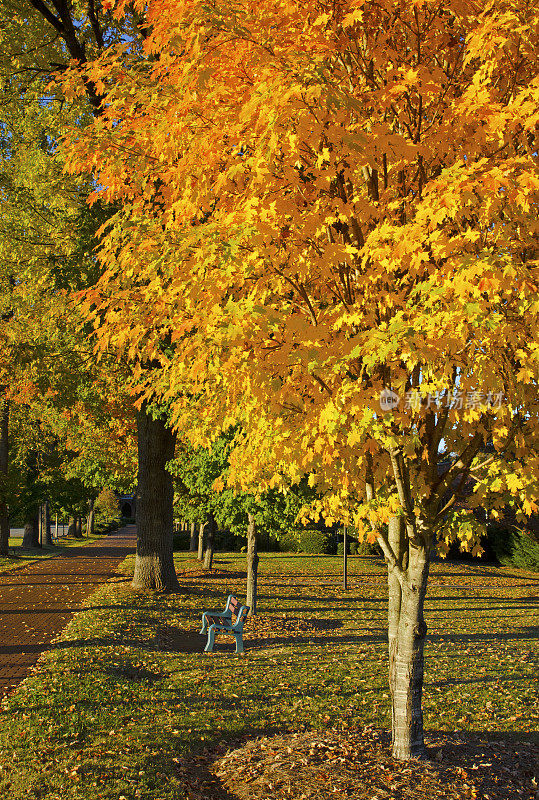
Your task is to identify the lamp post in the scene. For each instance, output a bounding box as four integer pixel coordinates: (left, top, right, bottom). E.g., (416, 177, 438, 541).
(343, 525, 348, 590)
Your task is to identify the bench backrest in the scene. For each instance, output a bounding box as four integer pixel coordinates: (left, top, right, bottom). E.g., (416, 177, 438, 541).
(227, 595, 241, 617)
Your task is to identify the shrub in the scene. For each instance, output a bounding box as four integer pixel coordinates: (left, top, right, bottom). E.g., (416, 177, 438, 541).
(279, 532, 300, 552)
(355, 538, 383, 557)
(488, 523, 539, 571)
(297, 529, 332, 554)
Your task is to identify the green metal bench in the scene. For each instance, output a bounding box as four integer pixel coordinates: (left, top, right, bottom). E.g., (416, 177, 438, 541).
(199, 594, 239, 634)
(200, 597, 250, 654)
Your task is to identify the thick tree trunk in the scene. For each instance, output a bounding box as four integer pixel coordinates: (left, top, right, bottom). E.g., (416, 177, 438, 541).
(132, 403, 180, 592)
(197, 521, 205, 560)
(0, 396, 9, 556)
(246, 513, 259, 615)
(22, 511, 39, 548)
(87, 498, 95, 536)
(74, 516, 83, 538)
(189, 521, 197, 552)
(67, 516, 77, 537)
(203, 512, 215, 570)
(389, 536, 430, 760)
(0, 502, 8, 556)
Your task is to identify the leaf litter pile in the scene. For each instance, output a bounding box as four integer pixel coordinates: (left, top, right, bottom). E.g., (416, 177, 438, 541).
(174, 724, 538, 800)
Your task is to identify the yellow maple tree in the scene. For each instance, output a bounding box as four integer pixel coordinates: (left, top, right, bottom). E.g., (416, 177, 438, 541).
(62, 0, 539, 759)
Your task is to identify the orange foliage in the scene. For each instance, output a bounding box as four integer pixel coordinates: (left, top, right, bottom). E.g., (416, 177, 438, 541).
(62, 0, 539, 547)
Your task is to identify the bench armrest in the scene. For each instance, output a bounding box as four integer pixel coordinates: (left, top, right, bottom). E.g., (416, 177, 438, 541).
(231, 605, 250, 632)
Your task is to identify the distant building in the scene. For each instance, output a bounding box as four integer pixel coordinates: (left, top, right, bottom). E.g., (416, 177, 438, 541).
(118, 494, 136, 519)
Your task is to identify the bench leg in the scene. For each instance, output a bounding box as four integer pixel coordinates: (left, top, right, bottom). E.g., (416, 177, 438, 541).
(204, 627, 216, 653)
(200, 612, 209, 635)
(234, 633, 244, 654)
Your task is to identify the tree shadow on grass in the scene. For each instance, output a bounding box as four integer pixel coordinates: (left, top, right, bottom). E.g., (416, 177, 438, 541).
(423, 728, 538, 800)
(152, 627, 386, 654)
(429, 626, 539, 643)
(186, 571, 248, 582)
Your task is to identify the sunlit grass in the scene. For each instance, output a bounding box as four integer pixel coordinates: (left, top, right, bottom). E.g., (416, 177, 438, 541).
(0, 551, 536, 799)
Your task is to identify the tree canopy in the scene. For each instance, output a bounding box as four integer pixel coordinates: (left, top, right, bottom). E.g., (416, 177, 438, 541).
(58, 0, 539, 758)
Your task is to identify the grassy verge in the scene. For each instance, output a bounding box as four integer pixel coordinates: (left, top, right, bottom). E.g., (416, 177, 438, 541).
(0, 534, 106, 574)
(0, 552, 536, 799)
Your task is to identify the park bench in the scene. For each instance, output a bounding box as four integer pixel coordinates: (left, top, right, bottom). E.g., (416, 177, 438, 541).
(199, 594, 250, 654)
(199, 594, 240, 633)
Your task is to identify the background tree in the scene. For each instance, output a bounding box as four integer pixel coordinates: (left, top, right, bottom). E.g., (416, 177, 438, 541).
(172, 429, 316, 611)
(0, 0, 180, 591)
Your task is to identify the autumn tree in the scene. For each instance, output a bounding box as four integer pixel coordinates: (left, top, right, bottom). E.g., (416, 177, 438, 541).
(0, 74, 139, 556)
(0, 0, 181, 590)
(62, 0, 539, 759)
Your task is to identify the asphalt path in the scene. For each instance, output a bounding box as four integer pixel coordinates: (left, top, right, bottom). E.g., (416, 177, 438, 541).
(0, 526, 136, 697)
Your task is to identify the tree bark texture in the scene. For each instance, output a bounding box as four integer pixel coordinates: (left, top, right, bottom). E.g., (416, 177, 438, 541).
(0, 396, 9, 556)
(67, 516, 77, 537)
(22, 511, 39, 548)
(197, 521, 205, 561)
(388, 534, 430, 760)
(189, 521, 197, 552)
(388, 516, 406, 657)
(132, 403, 180, 592)
(44, 501, 53, 545)
(74, 516, 83, 538)
(203, 512, 215, 570)
(246, 513, 259, 615)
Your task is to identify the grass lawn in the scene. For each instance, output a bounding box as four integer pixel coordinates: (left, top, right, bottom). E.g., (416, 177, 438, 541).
(0, 535, 105, 574)
(0, 551, 536, 799)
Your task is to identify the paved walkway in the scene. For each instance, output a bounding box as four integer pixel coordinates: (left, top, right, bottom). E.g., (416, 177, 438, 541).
(0, 526, 136, 697)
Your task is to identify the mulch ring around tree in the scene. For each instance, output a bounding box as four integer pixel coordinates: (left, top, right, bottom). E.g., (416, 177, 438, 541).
(173, 725, 538, 800)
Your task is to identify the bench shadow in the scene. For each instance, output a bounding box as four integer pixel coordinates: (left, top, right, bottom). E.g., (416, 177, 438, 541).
(153, 627, 385, 653)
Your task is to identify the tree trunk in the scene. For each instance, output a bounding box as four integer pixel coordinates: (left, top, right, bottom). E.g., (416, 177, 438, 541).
(197, 521, 205, 560)
(22, 511, 39, 548)
(0, 396, 8, 556)
(389, 535, 430, 760)
(44, 501, 53, 545)
(189, 521, 197, 552)
(246, 513, 259, 615)
(132, 402, 180, 592)
(74, 516, 83, 538)
(388, 516, 406, 662)
(87, 498, 95, 536)
(67, 516, 77, 537)
(203, 512, 215, 570)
